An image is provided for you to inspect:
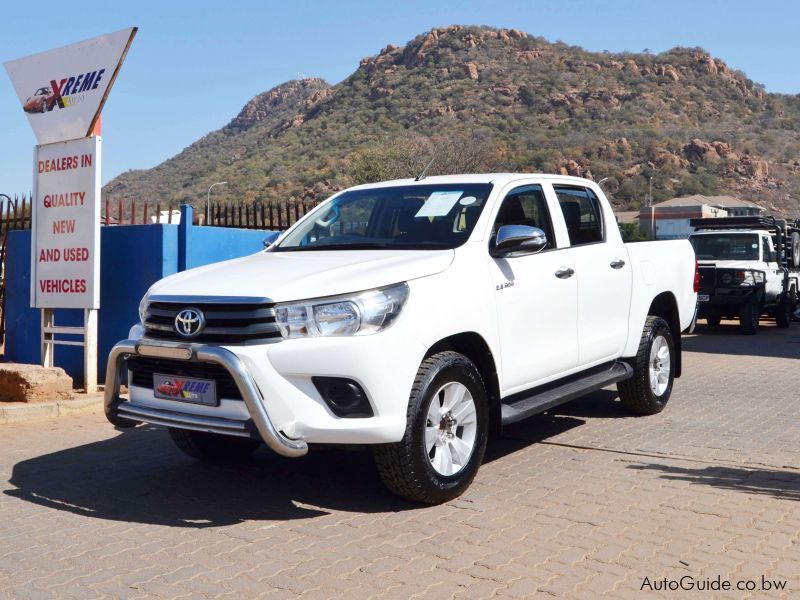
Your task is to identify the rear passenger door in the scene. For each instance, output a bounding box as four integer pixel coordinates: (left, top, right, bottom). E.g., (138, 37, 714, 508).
(552, 185, 632, 367)
(489, 184, 579, 392)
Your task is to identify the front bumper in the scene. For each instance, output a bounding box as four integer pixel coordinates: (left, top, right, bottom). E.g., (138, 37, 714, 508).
(104, 339, 309, 458)
(697, 288, 757, 310)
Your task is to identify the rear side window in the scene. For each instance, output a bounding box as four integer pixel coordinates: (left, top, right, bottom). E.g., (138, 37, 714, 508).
(491, 185, 555, 250)
(554, 186, 604, 246)
(762, 237, 771, 262)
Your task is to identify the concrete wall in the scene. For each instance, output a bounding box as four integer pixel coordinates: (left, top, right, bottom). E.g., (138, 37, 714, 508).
(4, 210, 273, 386)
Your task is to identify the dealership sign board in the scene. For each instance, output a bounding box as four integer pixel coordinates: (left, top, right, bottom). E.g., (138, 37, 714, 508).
(32, 136, 101, 308)
(3, 27, 136, 145)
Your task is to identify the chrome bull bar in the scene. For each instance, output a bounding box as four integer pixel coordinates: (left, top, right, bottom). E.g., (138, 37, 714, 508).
(104, 339, 308, 458)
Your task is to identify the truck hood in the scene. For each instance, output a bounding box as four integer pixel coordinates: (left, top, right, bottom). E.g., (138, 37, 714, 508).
(149, 249, 455, 302)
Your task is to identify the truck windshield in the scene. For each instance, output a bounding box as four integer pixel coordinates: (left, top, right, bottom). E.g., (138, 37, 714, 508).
(690, 234, 760, 261)
(273, 184, 493, 251)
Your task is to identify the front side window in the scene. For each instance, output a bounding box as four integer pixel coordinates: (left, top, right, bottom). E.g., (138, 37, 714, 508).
(554, 186, 604, 246)
(490, 185, 555, 251)
(762, 237, 771, 262)
(274, 184, 493, 251)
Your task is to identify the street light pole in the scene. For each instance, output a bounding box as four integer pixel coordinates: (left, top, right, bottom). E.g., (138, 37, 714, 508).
(649, 176, 653, 207)
(206, 181, 227, 224)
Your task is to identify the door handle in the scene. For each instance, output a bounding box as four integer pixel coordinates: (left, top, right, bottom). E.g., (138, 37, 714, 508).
(555, 267, 575, 279)
(610, 259, 626, 269)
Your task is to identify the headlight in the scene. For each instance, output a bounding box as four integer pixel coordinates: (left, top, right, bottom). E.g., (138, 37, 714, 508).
(138, 292, 150, 323)
(275, 282, 409, 338)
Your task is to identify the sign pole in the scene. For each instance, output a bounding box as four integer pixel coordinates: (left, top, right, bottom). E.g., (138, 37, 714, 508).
(41, 309, 54, 368)
(84, 309, 98, 393)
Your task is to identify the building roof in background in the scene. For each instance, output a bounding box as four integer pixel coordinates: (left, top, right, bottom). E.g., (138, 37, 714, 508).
(652, 194, 763, 209)
(614, 211, 639, 223)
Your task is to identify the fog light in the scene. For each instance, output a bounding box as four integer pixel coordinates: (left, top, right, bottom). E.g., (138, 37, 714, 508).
(312, 377, 373, 418)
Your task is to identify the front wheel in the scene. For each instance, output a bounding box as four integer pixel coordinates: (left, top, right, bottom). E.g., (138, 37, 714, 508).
(617, 316, 675, 415)
(374, 351, 488, 504)
(705, 312, 721, 327)
(739, 300, 760, 335)
(776, 294, 793, 329)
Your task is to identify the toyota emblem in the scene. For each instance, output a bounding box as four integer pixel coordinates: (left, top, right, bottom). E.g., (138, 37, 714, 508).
(174, 307, 206, 338)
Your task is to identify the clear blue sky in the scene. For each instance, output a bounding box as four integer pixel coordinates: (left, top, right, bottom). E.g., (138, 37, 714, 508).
(2, 0, 798, 196)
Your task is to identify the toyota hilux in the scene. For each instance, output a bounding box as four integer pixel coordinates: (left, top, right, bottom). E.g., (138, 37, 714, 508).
(106, 174, 697, 503)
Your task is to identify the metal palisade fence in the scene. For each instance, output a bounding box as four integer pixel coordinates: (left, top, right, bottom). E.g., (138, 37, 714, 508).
(0, 195, 319, 229)
(0, 194, 33, 345)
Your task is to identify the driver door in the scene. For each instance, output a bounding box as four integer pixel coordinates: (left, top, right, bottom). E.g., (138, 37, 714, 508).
(489, 184, 579, 393)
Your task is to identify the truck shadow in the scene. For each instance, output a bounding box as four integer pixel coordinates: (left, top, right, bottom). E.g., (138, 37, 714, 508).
(4, 425, 409, 528)
(627, 463, 800, 501)
(4, 391, 629, 526)
(684, 323, 800, 359)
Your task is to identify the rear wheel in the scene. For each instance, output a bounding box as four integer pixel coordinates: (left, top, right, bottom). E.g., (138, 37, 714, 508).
(617, 316, 675, 415)
(168, 428, 260, 462)
(374, 351, 488, 504)
(738, 300, 759, 335)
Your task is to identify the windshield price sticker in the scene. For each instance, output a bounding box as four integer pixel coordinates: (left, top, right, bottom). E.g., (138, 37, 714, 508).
(415, 191, 463, 218)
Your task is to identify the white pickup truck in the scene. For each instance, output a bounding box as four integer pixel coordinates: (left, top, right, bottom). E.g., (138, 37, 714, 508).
(689, 216, 800, 334)
(106, 174, 697, 503)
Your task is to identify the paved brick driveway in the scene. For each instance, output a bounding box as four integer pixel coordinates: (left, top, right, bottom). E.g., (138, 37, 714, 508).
(1, 321, 799, 598)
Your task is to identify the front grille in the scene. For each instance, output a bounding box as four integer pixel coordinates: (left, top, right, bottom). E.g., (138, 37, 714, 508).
(127, 356, 243, 400)
(143, 301, 281, 345)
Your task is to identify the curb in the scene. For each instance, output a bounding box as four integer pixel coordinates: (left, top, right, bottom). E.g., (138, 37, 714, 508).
(0, 393, 104, 425)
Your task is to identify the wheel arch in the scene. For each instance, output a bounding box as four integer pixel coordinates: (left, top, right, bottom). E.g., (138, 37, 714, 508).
(424, 332, 501, 433)
(646, 291, 682, 377)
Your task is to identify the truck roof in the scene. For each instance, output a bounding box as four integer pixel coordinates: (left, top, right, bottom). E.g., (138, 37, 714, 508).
(346, 173, 598, 191)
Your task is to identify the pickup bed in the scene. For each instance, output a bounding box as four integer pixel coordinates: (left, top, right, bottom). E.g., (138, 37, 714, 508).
(106, 174, 697, 503)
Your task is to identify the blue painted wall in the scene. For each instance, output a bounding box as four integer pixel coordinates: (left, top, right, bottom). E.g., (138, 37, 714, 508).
(4, 214, 273, 386)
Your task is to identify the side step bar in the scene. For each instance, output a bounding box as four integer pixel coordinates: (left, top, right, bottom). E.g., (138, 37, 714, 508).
(500, 362, 634, 425)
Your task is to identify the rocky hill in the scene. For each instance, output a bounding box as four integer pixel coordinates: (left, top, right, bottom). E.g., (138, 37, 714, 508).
(105, 25, 800, 214)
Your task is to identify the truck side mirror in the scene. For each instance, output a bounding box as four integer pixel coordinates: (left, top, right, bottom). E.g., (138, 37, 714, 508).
(263, 231, 281, 248)
(491, 225, 548, 258)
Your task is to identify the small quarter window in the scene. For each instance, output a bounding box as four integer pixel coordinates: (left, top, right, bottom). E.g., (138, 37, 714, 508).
(554, 186, 604, 246)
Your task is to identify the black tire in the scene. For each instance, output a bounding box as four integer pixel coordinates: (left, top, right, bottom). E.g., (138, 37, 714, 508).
(617, 316, 675, 415)
(374, 351, 489, 504)
(738, 300, 759, 335)
(168, 428, 261, 462)
(790, 232, 800, 268)
(776, 293, 793, 329)
(705, 312, 722, 327)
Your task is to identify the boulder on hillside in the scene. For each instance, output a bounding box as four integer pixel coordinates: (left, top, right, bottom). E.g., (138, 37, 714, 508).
(464, 63, 479, 80)
(0, 364, 74, 403)
(683, 138, 721, 164)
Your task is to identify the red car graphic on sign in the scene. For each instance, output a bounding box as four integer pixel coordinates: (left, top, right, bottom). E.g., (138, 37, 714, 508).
(156, 379, 182, 398)
(23, 87, 58, 114)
